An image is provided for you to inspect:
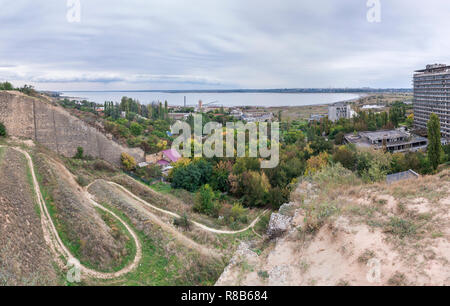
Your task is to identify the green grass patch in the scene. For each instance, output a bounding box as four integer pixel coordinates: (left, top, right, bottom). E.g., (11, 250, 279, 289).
(31, 154, 121, 273)
(95, 206, 137, 272)
(88, 201, 224, 286)
(150, 181, 173, 194)
(21, 153, 41, 217)
(254, 213, 270, 236)
(384, 217, 417, 239)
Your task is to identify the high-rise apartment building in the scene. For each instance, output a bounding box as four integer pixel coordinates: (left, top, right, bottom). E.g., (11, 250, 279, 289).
(413, 64, 450, 138)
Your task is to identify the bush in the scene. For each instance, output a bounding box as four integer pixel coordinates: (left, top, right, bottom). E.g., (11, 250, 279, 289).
(130, 122, 143, 136)
(0, 122, 6, 137)
(171, 159, 212, 192)
(74, 146, 84, 159)
(241, 171, 271, 207)
(121, 152, 136, 171)
(91, 160, 116, 172)
(267, 186, 289, 209)
(230, 203, 248, 224)
(333, 146, 356, 170)
(0, 82, 14, 90)
(136, 164, 162, 180)
(193, 184, 221, 217)
(305, 152, 329, 176)
(76, 175, 89, 187)
(173, 213, 191, 231)
(334, 132, 345, 145)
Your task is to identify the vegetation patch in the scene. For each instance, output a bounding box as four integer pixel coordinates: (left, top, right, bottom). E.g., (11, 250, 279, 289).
(84, 201, 224, 286)
(383, 217, 418, 239)
(33, 153, 129, 273)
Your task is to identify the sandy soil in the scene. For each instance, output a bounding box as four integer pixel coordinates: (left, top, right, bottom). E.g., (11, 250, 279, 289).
(0, 148, 59, 285)
(217, 174, 450, 286)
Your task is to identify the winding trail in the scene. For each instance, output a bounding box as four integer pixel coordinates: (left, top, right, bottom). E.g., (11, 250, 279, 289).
(107, 181, 269, 235)
(1, 145, 142, 280)
(2, 144, 268, 280)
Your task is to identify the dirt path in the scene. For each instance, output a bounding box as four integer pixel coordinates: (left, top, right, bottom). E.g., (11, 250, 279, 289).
(0, 146, 142, 280)
(1, 144, 267, 280)
(108, 181, 269, 235)
(90, 180, 222, 258)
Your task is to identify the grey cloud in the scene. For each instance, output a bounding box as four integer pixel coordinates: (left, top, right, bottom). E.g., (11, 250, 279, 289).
(0, 0, 449, 90)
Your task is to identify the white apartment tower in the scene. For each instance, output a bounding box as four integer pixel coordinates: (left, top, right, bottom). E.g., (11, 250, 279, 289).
(413, 64, 450, 138)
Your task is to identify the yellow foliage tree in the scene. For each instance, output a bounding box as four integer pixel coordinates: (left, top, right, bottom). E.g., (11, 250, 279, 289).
(121, 152, 136, 171)
(305, 152, 329, 176)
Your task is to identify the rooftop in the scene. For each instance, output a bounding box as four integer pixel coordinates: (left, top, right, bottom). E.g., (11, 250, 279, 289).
(162, 149, 182, 163)
(386, 170, 420, 184)
(415, 63, 450, 73)
(360, 130, 407, 142)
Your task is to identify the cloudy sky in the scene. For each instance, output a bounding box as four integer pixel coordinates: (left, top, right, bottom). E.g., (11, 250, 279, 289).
(1, 0, 450, 91)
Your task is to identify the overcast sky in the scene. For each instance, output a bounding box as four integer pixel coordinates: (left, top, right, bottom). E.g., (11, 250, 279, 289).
(1, 0, 450, 91)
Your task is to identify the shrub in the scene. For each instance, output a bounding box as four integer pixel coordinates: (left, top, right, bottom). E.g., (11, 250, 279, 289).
(136, 164, 162, 180)
(230, 203, 248, 224)
(257, 270, 269, 279)
(194, 184, 221, 217)
(121, 152, 136, 171)
(241, 171, 271, 207)
(76, 175, 89, 187)
(334, 132, 345, 145)
(91, 160, 116, 172)
(0, 82, 13, 90)
(384, 217, 417, 238)
(305, 152, 329, 176)
(332, 146, 356, 170)
(130, 122, 143, 136)
(267, 186, 289, 209)
(74, 146, 84, 159)
(171, 159, 212, 192)
(0, 122, 6, 137)
(173, 213, 191, 231)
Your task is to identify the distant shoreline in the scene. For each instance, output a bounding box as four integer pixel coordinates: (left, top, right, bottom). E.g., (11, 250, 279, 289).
(58, 91, 368, 108)
(60, 88, 412, 94)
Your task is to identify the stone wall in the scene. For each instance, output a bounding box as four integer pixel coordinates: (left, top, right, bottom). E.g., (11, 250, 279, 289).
(0, 91, 144, 165)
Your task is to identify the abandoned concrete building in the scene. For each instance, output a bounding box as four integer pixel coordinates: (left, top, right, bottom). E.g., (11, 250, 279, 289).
(414, 64, 450, 139)
(344, 130, 428, 153)
(328, 102, 355, 122)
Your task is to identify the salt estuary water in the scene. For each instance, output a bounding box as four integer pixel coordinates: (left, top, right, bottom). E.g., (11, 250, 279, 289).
(60, 91, 362, 107)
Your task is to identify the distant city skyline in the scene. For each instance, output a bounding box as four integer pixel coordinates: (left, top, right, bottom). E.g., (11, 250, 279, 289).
(1, 1, 450, 91)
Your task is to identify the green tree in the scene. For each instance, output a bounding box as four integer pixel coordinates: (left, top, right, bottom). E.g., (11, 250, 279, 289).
(74, 146, 84, 159)
(171, 159, 212, 192)
(130, 122, 143, 136)
(241, 171, 271, 207)
(427, 113, 442, 170)
(332, 145, 356, 170)
(194, 184, 219, 216)
(0, 122, 6, 137)
(0, 82, 14, 90)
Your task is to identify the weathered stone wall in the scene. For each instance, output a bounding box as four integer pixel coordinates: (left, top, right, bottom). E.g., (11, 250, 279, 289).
(0, 91, 144, 165)
(0, 91, 35, 139)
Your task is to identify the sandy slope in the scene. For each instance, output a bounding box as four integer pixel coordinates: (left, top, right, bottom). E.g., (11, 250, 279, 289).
(217, 172, 450, 286)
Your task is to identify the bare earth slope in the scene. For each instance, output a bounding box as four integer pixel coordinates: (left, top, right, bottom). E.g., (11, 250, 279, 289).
(217, 166, 450, 286)
(0, 91, 144, 166)
(0, 148, 59, 285)
(33, 153, 132, 272)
